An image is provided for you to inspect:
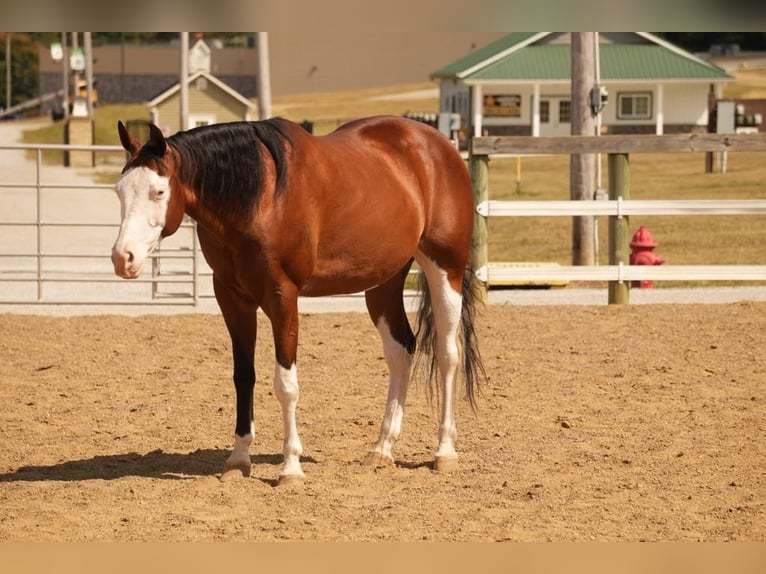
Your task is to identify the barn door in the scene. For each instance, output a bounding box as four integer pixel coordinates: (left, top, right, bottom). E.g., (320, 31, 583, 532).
(539, 97, 571, 136)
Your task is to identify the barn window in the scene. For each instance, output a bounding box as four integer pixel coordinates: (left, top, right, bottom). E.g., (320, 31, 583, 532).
(617, 92, 652, 120)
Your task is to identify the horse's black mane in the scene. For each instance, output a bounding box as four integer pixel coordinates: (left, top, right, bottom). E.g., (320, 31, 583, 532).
(167, 118, 292, 217)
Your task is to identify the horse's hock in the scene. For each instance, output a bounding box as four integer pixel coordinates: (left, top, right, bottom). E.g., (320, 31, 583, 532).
(65, 117, 94, 168)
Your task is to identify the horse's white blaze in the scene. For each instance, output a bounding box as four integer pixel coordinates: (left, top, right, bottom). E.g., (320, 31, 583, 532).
(274, 362, 304, 479)
(111, 166, 171, 278)
(370, 316, 413, 462)
(415, 250, 462, 460)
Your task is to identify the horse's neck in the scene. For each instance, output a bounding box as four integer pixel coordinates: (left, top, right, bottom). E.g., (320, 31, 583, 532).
(182, 187, 230, 238)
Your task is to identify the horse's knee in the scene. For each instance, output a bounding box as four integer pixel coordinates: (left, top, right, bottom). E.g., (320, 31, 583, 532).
(436, 341, 460, 374)
(376, 316, 414, 380)
(273, 362, 299, 404)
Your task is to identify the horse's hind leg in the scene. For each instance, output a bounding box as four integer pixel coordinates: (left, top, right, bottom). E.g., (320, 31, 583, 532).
(262, 282, 305, 485)
(415, 250, 463, 472)
(363, 261, 415, 467)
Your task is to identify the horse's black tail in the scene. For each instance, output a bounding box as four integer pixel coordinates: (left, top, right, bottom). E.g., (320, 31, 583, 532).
(414, 268, 486, 410)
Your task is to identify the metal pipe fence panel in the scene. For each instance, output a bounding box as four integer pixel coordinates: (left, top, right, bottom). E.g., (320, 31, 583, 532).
(0, 142, 213, 306)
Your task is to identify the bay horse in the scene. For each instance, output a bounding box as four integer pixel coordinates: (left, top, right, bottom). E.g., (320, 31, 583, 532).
(112, 116, 485, 484)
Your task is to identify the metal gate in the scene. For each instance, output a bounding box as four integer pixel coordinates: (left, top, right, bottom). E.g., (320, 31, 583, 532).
(0, 142, 213, 307)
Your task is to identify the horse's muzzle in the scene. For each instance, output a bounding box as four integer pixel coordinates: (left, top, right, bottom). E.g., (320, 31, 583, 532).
(111, 246, 143, 279)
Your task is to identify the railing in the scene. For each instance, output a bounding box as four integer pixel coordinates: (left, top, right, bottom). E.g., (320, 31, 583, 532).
(0, 142, 212, 306)
(3, 135, 765, 308)
(468, 133, 766, 304)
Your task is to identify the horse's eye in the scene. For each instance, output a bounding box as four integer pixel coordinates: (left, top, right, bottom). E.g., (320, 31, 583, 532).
(155, 189, 165, 199)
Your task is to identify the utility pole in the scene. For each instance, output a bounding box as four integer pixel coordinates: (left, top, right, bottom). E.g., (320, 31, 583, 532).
(256, 32, 272, 119)
(61, 32, 69, 120)
(71, 32, 80, 101)
(83, 32, 94, 117)
(180, 32, 189, 131)
(5, 34, 10, 111)
(570, 32, 597, 266)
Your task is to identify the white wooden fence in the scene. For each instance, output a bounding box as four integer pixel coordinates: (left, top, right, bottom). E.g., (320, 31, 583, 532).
(473, 198, 766, 284)
(468, 133, 766, 303)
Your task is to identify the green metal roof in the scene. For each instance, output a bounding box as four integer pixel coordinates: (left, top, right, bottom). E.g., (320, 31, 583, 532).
(431, 32, 539, 77)
(601, 45, 731, 80)
(468, 45, 571, 80)
(433, 33, 733, 82)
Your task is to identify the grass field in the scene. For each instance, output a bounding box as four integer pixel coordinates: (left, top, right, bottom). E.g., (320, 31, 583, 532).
(18, 74, 766, 283)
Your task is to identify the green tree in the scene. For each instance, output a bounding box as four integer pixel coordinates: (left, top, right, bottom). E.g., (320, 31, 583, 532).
(1, 33, 40, 109)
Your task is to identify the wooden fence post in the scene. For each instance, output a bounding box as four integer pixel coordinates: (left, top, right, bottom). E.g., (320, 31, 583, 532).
(608, 153, 630, 304)
(469, 152, 489, 302)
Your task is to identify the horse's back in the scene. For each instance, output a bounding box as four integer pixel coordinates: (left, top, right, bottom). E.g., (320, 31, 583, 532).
(326, 115, 461, 168)
(320, 115, 473, 228)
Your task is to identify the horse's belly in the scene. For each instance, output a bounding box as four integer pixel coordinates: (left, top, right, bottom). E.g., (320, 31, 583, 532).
(299, 261, 403, 296)
(299, 245, 412, 297)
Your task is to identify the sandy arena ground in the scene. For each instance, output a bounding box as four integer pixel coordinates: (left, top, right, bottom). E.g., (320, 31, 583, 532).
(0, 301, 763, 541)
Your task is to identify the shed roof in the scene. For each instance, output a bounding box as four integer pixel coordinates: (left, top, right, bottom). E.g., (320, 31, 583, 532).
(148, 70, 255, 109)
(431, 32, 542, 77)
(432, 32, 733, 83)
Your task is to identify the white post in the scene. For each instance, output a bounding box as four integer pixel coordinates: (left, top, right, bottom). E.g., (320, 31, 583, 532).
(472, 83, 483, 137)
(532, 83, 540, 136)
(656, 83, 664, 135)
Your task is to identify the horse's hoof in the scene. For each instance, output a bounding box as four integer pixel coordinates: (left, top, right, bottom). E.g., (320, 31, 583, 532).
(277, 473, 305, 487)
(363, 451, 393, 467)
(220, 462, 251, 482)
(434, 454, 459, 472)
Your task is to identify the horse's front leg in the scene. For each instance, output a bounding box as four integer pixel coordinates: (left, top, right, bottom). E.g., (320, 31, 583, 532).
(263, 283, 305, 485)
(214, 276, 259, 481)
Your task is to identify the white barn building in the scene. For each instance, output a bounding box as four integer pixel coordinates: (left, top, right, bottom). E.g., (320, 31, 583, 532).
(431, 32, 734, 142)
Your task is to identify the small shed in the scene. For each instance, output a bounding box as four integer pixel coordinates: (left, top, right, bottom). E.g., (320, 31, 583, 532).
(148, 70, 256, 135)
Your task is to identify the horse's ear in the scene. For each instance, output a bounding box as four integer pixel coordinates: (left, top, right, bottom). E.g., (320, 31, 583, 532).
(117, 121, 141, 155)
(147, 123, 167, 156)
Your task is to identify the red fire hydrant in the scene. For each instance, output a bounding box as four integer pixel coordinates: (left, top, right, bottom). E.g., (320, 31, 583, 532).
(629, 226, 665, 288)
